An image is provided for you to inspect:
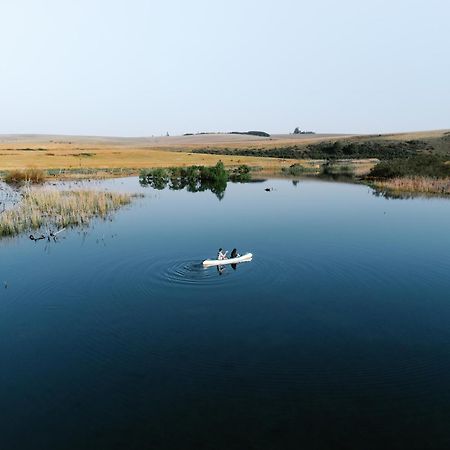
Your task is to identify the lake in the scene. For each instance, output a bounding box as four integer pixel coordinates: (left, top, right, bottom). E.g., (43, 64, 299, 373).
(1, 177, 450, 450)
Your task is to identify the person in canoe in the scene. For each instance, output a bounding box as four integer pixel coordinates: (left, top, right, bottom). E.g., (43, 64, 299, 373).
(230, 248, 240, 258)
(217, 248, 228, 260)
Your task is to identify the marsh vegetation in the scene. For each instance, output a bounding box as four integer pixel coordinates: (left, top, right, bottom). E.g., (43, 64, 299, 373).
(373, 177, 450, 197)
(4, 168, 46, 185)
(367, 155, 450, 196)
(0, 189, 132, 237)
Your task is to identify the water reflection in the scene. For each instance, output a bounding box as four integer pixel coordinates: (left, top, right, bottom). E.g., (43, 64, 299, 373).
(140, 175, 228, 200)
(371, 187, 450, 200)
(139, 165, 265, 200)
(216, 262, 238, 275)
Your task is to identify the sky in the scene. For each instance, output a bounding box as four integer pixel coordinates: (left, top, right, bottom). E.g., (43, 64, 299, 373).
(0, 0, 449, 136)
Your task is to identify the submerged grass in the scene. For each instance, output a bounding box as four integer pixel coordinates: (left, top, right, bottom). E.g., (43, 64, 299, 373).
(0, 189, 132, 237)
(373, 177, 450, 196)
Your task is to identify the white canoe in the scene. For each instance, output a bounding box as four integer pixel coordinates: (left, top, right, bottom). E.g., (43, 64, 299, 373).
(202, 252, 253, 267)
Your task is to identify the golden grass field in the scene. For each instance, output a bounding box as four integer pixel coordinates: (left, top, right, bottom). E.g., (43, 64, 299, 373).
(0, 130, 448, 176)
(0, 133, 343, 177)
(0, 132, 350, 173)
(0, 147, 295, 173)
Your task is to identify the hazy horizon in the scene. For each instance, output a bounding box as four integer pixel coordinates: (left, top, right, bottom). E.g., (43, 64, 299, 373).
(1, 0, 449, 137)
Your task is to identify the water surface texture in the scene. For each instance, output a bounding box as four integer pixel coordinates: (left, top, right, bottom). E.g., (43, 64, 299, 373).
(1, 178, 450, 450)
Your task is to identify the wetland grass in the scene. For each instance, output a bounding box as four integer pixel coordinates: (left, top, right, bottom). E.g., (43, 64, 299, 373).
(373, 177, 450, 196)
(0, 189, 132, 237)
(4, 168, 46, 184)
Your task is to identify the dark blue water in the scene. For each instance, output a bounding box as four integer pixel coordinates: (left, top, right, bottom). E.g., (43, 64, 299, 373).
(1, 178, 450, 450)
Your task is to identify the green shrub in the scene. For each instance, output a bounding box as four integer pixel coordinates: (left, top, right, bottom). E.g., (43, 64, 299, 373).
(368, 155, 450, 179)
(191, 139, 434, 160)
(229, 165, 251, 181)
(282, 163, 317, 176)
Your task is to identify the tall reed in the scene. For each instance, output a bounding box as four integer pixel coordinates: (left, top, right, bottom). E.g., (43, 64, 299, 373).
(4, 168, 46, 184)
(0, 189, 132, 237)
(374, 176, 450, 195)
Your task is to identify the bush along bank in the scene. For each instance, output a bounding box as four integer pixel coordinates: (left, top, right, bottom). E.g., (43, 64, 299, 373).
(366, 155, 450, 196)
(367, 155, 450, 179)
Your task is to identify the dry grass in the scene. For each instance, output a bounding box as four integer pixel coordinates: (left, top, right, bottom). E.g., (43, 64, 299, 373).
(374, 177, 450, 196)
(4, 168, 46, 184)
(0, 146, 298, 174)
(0, 132, 355, 173)
(0, 130, 447, 178)
(0, 189, 132, 237)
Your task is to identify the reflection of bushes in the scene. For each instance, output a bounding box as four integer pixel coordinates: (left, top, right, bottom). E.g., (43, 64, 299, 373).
(139, 162, 252, 200)
(368, 155, 450, 179)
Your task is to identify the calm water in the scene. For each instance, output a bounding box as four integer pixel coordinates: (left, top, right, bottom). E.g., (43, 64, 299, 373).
(1, 178, 450, 450)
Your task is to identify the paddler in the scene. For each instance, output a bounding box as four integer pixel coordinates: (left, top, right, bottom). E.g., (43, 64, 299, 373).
(217, 248, 228, 260)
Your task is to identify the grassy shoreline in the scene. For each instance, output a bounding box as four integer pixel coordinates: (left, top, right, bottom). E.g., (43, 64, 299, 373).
(0, 189, 133, 237)
(1, 130, 449, 198)
(372, 177, 450, 196)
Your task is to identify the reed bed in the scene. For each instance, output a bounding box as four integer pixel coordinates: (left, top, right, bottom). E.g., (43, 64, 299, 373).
(4, 168, 46, 184)
(374, 177, 450, 196)
(0, 189, 132, 237)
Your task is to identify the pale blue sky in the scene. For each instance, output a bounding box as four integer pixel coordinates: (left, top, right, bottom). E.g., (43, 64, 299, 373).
(0, 0, 449, 136)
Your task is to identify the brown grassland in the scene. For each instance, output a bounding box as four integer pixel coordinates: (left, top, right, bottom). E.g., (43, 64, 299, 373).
(0, 132, 360, 175)
(0, 130, 448, 185)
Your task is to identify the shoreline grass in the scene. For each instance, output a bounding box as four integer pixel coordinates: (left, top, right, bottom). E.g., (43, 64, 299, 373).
(0, 189, 133, 237)
(4, 168, 46, 184)
(373, 176, 450, 196)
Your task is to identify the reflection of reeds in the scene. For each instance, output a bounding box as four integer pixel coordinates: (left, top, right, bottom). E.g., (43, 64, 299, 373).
(0, 189, 132, 237)
(374, 177, 450, 195)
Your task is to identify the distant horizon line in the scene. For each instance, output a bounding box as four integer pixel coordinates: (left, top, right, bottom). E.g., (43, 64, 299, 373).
(0, 128, 448, 140)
